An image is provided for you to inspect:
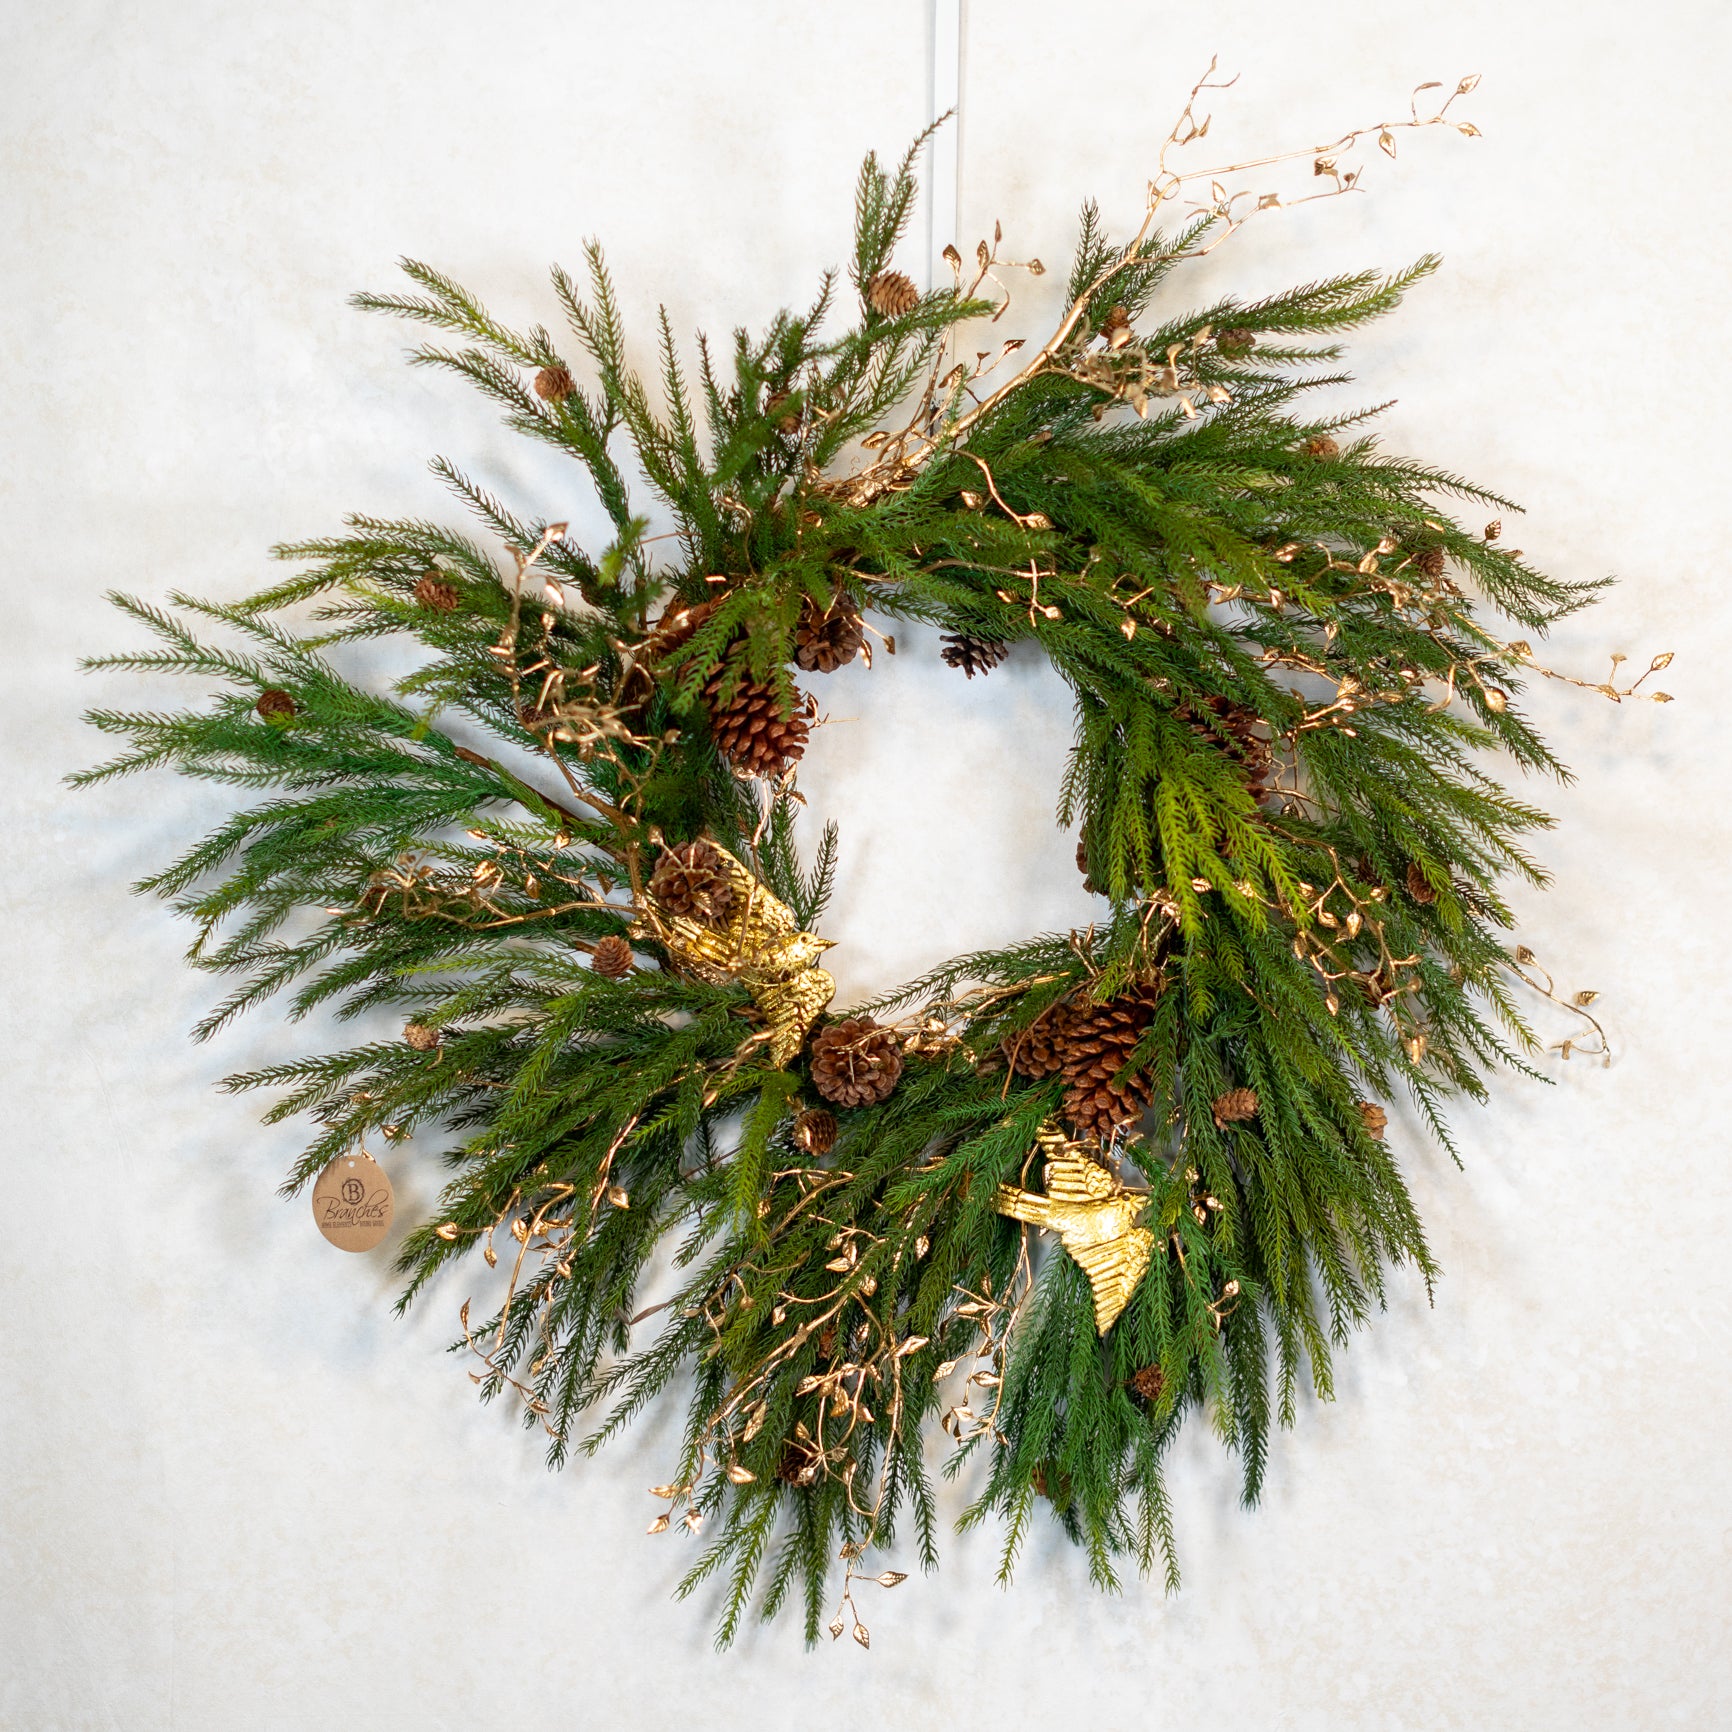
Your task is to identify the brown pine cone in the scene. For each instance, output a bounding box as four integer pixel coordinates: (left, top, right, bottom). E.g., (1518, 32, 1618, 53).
(705, 668, 814, 777)
(403, 1021, 440, 1052)
(255, 688, 296, 721)
(1411, 543, 1448, 579)
(1059, 991, 1160, 1139)
(1001, 1000, 1078, 1080)
(1216, 326, 1257, 357)
(794, 591, 865, 674)
(642, 595, 724, 663)
(1076, 837, 1103, 896)
(1129, 1364, 1165, 1403)
(865, 270, 919, 317)
(1358, 1100, 1389, 1139)
(590, 935, 634, 979)
(1301, 434, 1341, 460)
(776, 1440, 820, 1487)
(1405, 862, 1437, 904)
(533, 365, 575, 402)
(810, 1017, 903, 1108)
(1176, 695, 1276, 804)
(939, 633, 1009, 678)
(764, 389, 801, 434)
(649, 839, 738, 925)
(414, 572, 461, 612)
(792, 1107, 839, 1156)
(1212, 1086, 1259, 1127)
(1101, 304, 1133, 350)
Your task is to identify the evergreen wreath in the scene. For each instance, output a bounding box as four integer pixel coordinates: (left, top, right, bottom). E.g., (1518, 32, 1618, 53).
(77, 75, 1668, 1645)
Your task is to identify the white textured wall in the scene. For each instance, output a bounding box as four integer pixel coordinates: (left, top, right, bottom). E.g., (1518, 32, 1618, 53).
(5, 2, 1729, 1726)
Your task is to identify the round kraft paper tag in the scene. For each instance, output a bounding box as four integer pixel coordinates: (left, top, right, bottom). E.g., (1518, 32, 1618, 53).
(311, 1152, 394, 1252)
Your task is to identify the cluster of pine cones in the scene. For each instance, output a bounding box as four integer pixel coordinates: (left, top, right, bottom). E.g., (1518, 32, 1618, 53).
(634, 588, 868, 779)
(1001, 988, 1164, 1139)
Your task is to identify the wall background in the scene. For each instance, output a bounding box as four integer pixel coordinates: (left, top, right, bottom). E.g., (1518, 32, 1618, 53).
(4, 2, 1728, 1726)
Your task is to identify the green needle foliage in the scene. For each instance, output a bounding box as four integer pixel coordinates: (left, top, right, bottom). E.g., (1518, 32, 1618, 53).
(78, 126, 1608, 1645)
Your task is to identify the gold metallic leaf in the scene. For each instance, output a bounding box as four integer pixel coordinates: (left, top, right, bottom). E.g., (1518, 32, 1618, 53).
(726, 1464, 756, 1484)
(853, 1623, 870, 1650)
(1573, 990, 1599, 1007)
(876, 1571, 908, 1587)
(647, 1515, 670, 1534)
(829, 1618, 846, 1641)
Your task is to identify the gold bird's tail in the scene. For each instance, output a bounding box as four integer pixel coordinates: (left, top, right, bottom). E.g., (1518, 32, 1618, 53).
(993, 1184, 1055, 1229)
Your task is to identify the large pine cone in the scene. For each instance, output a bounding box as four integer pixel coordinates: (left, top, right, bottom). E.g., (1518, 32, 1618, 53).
(1060, 991, 1160, 1139)
(649, 839, 737, 924)
(1001, 1000, 1078, 1080)
(794, 591, 865, 674)
(940, 633, 1009, 679)
(1177, 694, 1276, 804)
(810, 1017, 903, 1108)
(705, 667, 814, 777)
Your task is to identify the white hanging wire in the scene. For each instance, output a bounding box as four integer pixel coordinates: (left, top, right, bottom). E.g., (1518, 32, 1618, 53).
(927, 0, 963, 291)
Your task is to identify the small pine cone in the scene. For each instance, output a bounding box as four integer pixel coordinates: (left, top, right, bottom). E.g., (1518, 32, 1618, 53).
(794, 591, 865, 674)
(776, 1441, 820, 1487)
(1410, 543, 1448, 579)
(403, 1021, 440, 1052)
(649, 839, 738, 925)
(415, 572, 461, 612)
(1129, 1364, 1165, 1403)
(939, 633, 1009, 678)
(533, 365, 575, 402)
(1301, 434, 1341, 460)
(810, 1017, 904, 1108)
(764, 390, 801, 434)
(1001, 1001, 1078, 1080)
(1405, 862, 1437, 905)
(1358, 1100, 1389, 1139)
(590, 935, 635, 979)
(865, 269, 919, 317)
(255, 688, 296, 721)
(1216, 326, 1257, 357)
(1059, 991, 1159, 1140)
(792, 1107, 839, 1156)
(1212, 1086, 1259, 1127)
(1101, 304, 1133, 350)
(705, 667, 814, 778)
(1076, 837, 1103, 896)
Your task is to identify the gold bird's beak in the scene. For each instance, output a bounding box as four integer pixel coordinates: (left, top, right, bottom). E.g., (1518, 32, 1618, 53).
(818, 937, 838, 951)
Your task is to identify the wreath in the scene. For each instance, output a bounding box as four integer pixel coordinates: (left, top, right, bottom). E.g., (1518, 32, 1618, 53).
(78, 76, 1666, 1646)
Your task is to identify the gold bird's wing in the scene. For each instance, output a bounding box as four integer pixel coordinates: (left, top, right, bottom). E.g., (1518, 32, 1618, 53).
(753, 967, 836, 1068)
(993, 1184, 1055, 1230)
(1069, 1225, 1156, 1334)
(1044, 1154, 1120, 1206)
(717, 853, 800, 954)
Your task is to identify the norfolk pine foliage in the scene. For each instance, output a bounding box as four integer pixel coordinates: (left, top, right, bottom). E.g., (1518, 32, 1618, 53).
(77, 126, 1602, 1643)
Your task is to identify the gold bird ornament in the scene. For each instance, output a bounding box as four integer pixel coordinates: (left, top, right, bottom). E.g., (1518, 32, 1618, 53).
(634, 841, 836, 1067)
(993, 1124, 1159, 1333)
